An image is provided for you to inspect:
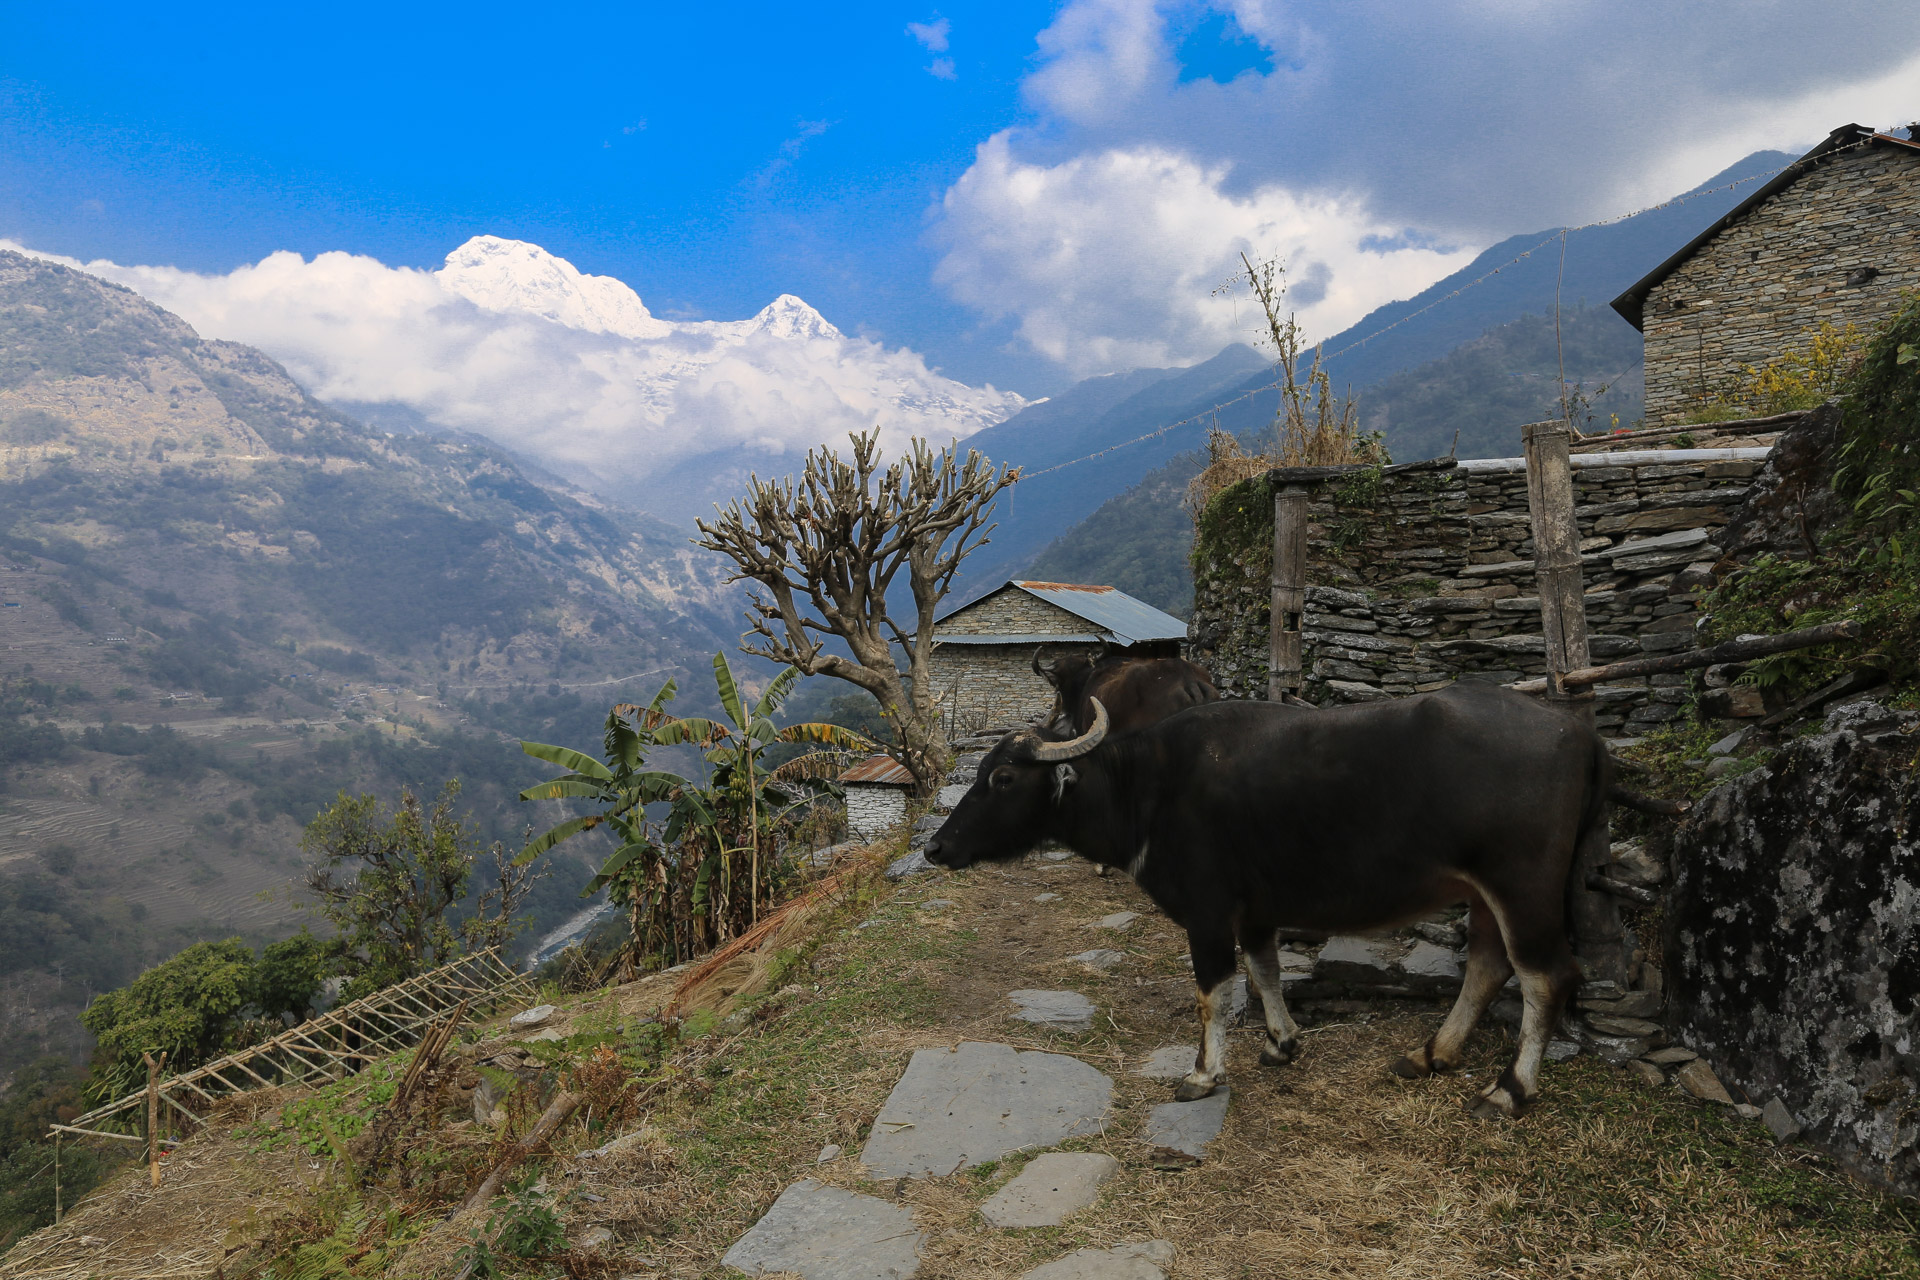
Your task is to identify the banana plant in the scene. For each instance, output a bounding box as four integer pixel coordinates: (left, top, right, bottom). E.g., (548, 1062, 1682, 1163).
(650, 653, 872, 926)
(516, 655, 870, 965)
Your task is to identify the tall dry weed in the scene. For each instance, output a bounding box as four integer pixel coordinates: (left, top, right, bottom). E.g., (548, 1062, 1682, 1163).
(1186, 254, 1384, 519)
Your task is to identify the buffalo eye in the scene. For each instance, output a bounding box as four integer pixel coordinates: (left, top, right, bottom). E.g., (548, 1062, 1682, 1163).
(989, 767, 1015, 790)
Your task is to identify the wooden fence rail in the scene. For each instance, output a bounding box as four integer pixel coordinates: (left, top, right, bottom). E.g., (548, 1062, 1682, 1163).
(52, 947, 532, 1146)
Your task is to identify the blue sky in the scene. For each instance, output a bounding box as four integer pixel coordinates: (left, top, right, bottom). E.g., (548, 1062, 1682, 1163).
(6, 2, 1919, 395)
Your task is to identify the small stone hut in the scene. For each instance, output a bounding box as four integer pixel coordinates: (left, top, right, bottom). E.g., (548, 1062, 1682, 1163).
(1614, 121, 1920, 424)
(840, 755, 914, 841)
(930, 580, 1188, 733)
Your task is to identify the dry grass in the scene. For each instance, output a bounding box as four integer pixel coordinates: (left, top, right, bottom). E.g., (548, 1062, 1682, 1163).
(0, 1122, 320, 1280)
(10, 839, 1915, 1279)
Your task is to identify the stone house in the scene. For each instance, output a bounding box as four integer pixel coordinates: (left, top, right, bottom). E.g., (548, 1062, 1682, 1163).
(929, 580, 1188, 733)
(840, 754, 914, 841)
(1613, 122, 1920, 424)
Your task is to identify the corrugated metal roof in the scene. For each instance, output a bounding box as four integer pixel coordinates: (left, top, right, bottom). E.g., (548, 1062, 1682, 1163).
(841, 755, 915, 786)
(1613, 124, 1920, 330)
(930, 632, 1105, 645)
(933, 580, 1187, 646)
(1012, 580, 1187, 645)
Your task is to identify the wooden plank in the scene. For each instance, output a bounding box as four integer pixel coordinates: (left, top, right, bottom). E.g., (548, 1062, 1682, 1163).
(159, 1091, 206, 1130)
(1507, 619, 1861, 693)
(1268, 484, 1309, 701)
(1523, 420, 1625, 986)
(1265, 456, 1458, 485)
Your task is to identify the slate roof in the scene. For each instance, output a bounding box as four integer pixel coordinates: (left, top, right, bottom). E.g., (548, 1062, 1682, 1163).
(841, 755, 915, 786)
(935, 580, 1187, 647)
(1612, 123, 1920, 330)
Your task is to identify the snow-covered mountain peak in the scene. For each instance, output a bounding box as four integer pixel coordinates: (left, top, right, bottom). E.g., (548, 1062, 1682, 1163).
(750, 293, 842, 342)
(437, 236, 672, 340)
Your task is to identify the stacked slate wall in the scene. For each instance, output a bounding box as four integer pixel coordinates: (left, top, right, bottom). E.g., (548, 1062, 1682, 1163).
(1641, 141, 1920, 424)
(1188, 449, 1768, 736)
(930, 588, 1102, 732)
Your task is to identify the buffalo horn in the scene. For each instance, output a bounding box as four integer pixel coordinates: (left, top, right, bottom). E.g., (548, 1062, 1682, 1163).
(1032, 646, 1051, 678)
(1030, 699, 1109, 761)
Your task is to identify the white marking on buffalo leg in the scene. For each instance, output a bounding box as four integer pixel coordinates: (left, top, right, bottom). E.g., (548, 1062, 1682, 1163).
(1125, 839, 1149, 882)
(1178, 972, 1235, 1100)
(1425, 927, 1512, 1072)
(1243, 939, 1300, 1066)
(1473, 968, 1557, 1118)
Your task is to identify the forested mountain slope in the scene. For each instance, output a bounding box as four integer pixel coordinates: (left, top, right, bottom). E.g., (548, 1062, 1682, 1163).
(0, 251, 739, 1075)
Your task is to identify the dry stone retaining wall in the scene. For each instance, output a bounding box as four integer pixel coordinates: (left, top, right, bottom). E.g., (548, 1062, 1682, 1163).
(1187, 449, 1769, 736)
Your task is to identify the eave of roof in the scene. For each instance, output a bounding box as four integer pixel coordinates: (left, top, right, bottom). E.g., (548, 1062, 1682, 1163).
(930, 632, 1106, 645)
(841, 755, 914, 786)
(1611, 125, 1920, 331)
(934, 580, 1186, 646)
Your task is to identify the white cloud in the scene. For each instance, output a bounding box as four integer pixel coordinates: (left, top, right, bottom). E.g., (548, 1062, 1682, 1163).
(929, 0, 1920, 370)
(1011, 0, 1920, 237)
(5, 237, 1023, 513)
(932, 135, 1476, 374)
(907, 17, 950, 52)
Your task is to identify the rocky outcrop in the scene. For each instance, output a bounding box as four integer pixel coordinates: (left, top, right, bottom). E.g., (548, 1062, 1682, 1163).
(1665, 702, 1920, 1195)
(1717, 402, 1851, 560)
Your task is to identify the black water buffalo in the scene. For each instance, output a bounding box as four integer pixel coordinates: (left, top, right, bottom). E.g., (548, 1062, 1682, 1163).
(1035, 647, 1217, 736)
(925, 683, 1611, 1119)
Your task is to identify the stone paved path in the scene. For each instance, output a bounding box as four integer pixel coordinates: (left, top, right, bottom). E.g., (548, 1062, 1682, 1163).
(722, 1178, 925, 1279)
(859, 1041, 1113, 1178)
(702, 743, 1861, 1279)
(979, 1153, 1120, 1228)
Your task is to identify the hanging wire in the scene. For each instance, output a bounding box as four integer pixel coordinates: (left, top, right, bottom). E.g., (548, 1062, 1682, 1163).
(1017, 144, 1870, 482)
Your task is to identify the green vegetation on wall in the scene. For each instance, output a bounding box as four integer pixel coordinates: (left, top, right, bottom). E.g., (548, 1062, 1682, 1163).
(1700, 294, 1920, 701)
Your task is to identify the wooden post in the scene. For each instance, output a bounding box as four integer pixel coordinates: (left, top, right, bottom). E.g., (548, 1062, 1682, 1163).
(1522, 420, 1626, 985)
(143, 1050, 167, 1188)
(53, 1132, 61, 1223)
(1269, 484, 1309, 701)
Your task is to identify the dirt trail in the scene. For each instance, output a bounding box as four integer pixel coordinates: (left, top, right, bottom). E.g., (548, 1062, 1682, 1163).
(665, 851, 1917, 1279)
(9, 847, 1912, 1280)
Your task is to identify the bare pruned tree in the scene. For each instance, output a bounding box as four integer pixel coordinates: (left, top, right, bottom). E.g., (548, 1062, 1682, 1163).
(695, 429, 1019, 796)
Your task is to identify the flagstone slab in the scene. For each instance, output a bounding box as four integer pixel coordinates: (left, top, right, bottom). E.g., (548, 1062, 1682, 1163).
(1070, 949, 1126, 971)
(979, 1152, 1119, 1227)
(721, 1178, 923, 1280)
(1141, 1088, 1229, 1160)
(1009, 989, 1096, 1031)
(861, 1041, 1113, 1178)
(1020, 1241, 1175, 1280)
(1135, 1047, 1196, 1080)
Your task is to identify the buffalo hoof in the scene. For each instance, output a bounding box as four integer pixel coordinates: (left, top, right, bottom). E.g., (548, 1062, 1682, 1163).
(1466, 1084, 1531, 1121)
(1389, 1054, 1431, 1079)
(1259, 1038, 1300, 1068)
(1173, 1077, 1219, 1102)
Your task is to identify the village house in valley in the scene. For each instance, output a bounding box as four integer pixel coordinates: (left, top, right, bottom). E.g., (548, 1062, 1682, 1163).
(928, 580, 1187, 732)
(1614, 121, 1920, 423)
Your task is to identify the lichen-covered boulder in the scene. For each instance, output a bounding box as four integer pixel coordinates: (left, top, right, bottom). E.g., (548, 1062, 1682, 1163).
(1666, 714, 1919, 1194)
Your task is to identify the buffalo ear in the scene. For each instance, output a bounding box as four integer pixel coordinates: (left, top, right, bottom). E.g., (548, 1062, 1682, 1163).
(1051, 763, 1078, 802)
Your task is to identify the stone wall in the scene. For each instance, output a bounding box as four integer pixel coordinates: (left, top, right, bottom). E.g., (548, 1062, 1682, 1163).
(1188, 449, 1768, 736)
(1643, 142, 1920, 424)
(932, 585, 1105, 734)
(845, 786, 908, 843)
(1666, 703, 1920, 1196)
(936, 587, 1094, 636)
(929, 642, 1101, 735)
